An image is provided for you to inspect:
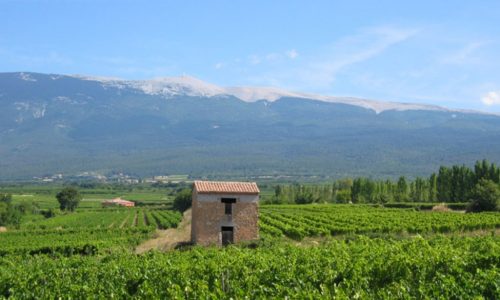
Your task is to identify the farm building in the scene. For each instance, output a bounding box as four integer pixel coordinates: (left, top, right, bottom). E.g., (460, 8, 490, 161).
(102, 197, 135, 207)
(191, 180, 259, 246)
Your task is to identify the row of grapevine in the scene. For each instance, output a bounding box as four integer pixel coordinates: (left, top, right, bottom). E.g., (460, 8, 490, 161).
(1, 208, 184, 255)
(150, 211, 183, 229)
(0, 228, 154, 256)
(260, 204, 500, 239)
(0, 236, 498, 298)
(21, 208, 182, 231)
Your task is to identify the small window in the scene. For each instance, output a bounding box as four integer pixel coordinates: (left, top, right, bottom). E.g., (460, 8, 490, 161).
(225, 202, 232, 215)
(221, 198, 236, 215)
(221, 198, 236, 203)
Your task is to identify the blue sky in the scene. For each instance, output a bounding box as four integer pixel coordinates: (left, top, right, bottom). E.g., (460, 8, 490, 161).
(1, 0, 500, 112)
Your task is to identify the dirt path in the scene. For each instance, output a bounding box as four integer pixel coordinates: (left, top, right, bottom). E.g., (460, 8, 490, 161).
(135, 209, 192, 254)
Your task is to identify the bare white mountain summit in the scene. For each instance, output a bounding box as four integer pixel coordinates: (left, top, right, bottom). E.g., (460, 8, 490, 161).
(74, 74, 453, 114)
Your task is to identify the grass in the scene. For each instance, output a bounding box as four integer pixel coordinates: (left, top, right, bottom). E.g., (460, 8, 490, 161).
(7, 186, 175, 209)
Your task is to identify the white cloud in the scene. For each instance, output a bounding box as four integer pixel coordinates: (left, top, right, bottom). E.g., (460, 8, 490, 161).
(214, 62, 224, 69)
(286, 49, 298, 59)
(482, 91, 500, 106)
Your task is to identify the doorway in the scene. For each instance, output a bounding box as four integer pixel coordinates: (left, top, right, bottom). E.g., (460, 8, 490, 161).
(221, 226, 234, 246)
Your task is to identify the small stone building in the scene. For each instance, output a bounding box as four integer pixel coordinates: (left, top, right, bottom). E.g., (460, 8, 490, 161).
(191, 180, 259, 246)
(102, 197, 135, 207)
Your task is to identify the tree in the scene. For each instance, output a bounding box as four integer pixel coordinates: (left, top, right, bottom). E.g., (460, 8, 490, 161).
(0, 193, 12, 204)
(0, 202, 22, 227)
(272, 185, 287, 204)
(437, 166, 452, 202)
(295, 190, 317, 204)
(395, 176, 409, 202)
(467, 179, 500, 212)
(173, 189, 192, 212)
(56, 187, 82, 212)
(429, 173, 438, 202)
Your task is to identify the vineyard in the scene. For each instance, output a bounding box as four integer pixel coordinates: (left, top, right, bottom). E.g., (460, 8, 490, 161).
(0, 202, 499, 298)
(260, 205, 500, 239)
(0, 208, 182, 255)
(0, 236, 498, 298)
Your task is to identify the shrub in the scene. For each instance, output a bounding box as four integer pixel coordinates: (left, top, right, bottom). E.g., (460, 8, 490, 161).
(173, 189, 192, 212)
(467, 179, 500, 212)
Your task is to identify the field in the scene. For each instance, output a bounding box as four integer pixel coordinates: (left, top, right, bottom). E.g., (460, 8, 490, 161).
(1, 236, 498, 298)
(0, 208, 182, 256)
(260, 205, 500, 239)
(0, 195, 499, 298)
(1, 184, 175, 210)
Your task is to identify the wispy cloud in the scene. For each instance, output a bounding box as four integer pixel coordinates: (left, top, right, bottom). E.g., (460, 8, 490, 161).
(304, 27, 418, 86)
(246, 49, 300, 66)
(0, 47, 73, 67)
(482, 91, 500, 106)
(247, 26, 419, 90)
(441, 41, 489, 65)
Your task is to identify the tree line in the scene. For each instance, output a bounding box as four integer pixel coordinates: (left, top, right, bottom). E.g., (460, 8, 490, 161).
(269, 160, 500, 205)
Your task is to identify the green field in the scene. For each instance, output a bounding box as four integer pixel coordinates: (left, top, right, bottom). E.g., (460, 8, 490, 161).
(0, 208, 182, 256)
(0, 194, 499, 298)
(260, 204, 500, 239)
(2, 184, 176, 210)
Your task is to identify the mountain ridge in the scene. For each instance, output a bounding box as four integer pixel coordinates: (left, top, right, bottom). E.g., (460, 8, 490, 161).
(65, 72, 479, 114)
(1, 71, 500, 180)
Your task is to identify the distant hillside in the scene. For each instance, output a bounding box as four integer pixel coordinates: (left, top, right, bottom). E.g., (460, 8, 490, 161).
(1, 72, 500, 180)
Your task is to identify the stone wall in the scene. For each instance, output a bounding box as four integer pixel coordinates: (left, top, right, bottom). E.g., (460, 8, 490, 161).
(191, 201, 225, 245)
(191, 192, 259, 246)
(233, 201, 259, 243)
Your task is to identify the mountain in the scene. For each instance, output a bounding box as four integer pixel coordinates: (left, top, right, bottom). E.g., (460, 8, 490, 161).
(1, 71, 500, 181)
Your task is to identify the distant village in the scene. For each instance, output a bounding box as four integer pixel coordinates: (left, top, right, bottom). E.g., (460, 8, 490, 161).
(32, 172, 300, 184)
(33, 173, 190, 184)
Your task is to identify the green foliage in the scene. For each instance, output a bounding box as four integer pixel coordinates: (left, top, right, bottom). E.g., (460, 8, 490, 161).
(294, 187, 318, 204)
(173, 189, 192, 212)
(0, 195, 33, 227)
(467, 179, 500, 212)
(0, 236, 498, 298)
(260, 204, 500, 239)
(0, 202, 22, 227)
(0, 208, 182, 255)
(56, 187, 82, 211)
(268, 160, 500, 204)
(0, 194, 12, 204)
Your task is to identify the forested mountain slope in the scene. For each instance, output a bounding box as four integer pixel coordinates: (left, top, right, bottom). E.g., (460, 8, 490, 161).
(1, 72, 500, 180)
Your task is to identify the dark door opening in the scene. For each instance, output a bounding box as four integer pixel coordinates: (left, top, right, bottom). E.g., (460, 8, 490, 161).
(221, 226, 234, 246)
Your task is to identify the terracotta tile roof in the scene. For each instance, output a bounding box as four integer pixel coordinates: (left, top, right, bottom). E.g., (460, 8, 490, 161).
(194, 181, 260, 195)
(103, 198, 135, 205)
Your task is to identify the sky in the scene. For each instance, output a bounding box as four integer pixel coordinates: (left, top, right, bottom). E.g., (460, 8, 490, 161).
(1, 0, 500, 112)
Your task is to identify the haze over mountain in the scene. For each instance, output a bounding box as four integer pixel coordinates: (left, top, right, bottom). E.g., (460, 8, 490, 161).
(1, 72, 500, 181)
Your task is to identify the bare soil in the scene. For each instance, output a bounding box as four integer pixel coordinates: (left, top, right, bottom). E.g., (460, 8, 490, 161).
(119, 215, 130, 228)
(132, 211, 138, 227)
(135, 209, 192, 254)
(0, 226, 7, 233)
